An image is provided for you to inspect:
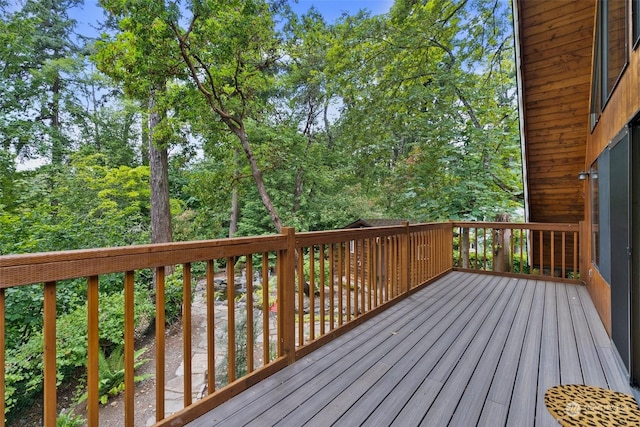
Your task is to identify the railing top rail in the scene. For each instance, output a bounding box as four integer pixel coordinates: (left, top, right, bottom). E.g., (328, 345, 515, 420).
(0, 234, 287, 288)
(295, 222, 450, 247)
(451, 221, 580, 232)
(295, 225, 407, 247)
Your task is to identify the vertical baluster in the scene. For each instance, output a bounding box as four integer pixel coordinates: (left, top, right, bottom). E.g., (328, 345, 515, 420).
(297, 249, 305, 345)
(124, 271, 135, 426)
(262, 253, 269, 365)
(369, 240, 374, 307)
(376, 239, 382, 304)
(309, 246, 315, 340)
(551, 231, 555, 277)
(338, 244, 343, 326)
(573, 231, 579, 279)
(354, 240, 359, 316)
(458, 226, 462, 268)
(246, 257, 254, 373)
(156, 267, 166, 420)
(0, 289, 4, 427)
(319, 245, 326, 336)
(561, 232, 566, 278)
(346, 241, 351, 323)
(87, 276, 99, 426)
(183, 263, 192, 407)
(483, 228, 487, 271)
(539, 231, 544, 275)
(329, 244, 335, 330)
(43, 282, 56, 427)
(227, 257, 236, 383)
(520, 229, 524, 274)
(206, 260, 216, 393)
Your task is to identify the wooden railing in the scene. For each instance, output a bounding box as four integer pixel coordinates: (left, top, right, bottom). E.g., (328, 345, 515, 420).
(452, 222, 581, 282)
(0, 222, 452, 426)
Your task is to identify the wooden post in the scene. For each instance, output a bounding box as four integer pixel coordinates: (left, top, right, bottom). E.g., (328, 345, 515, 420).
(87, 277, 99, 427)
(43, 282, 56, 427)
(124, 271, 135, 427)
(402, 221, 410, 294)
(278, 227, 296, 364)
(155, 267, 166, 421)
(183, 263, 192, 407)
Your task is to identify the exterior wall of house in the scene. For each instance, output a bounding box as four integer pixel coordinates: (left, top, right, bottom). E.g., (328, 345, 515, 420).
(583, 2, 640, 335)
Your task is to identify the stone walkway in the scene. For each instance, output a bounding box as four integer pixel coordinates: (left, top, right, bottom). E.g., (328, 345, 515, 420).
(147, 279, 276, 426)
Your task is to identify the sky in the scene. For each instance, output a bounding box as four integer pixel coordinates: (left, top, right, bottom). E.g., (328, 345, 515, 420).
(69, 0, 395, 37)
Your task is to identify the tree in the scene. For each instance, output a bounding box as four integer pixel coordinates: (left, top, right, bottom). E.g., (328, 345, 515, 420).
(95, 1, 184, 244)
(0, 0, 85, 164)
(168, 0, 286, 232)
(326, 0, 522, 221)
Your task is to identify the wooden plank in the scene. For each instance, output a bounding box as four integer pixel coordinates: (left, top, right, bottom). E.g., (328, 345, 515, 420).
(448, 278, 527, 426)
(535, 282, 560, 427)
(335, 275, 506, 426)
(556, 282, 583, 384)
(185, 273, 631, 427)
(506, 280, 545, 425)
(43, 282, 57, 427)
(191, 272, 471, 426)
(566, 284, 608, 388)
(427, 276, 511, 383)
(520, 1, 593, 28)
(423, 277, 518, 425)
(481, 279, 536, 425)
(576, 286, 632, 393)
(269, 274, 496, 426)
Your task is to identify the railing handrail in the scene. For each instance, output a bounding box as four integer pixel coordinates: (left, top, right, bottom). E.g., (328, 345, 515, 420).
(452, 221, 579, 232)
(0, 234, 288, 288)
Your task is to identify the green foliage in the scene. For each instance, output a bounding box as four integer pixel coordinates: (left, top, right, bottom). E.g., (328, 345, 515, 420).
(95, 345, 151, 405)
(164, 265, 196, 325)
(56, 410, 84, 427)
(4, 285, 154, 417)
(216, 311, 261, 388)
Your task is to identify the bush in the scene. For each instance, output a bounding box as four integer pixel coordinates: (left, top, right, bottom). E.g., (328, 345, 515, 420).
(4, 285, 155, 418)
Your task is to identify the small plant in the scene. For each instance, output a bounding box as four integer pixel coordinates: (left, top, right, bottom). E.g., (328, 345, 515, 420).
(57, 410, 84, 427)
(216, 312, 261, 389)
(77, 345, 152, 405)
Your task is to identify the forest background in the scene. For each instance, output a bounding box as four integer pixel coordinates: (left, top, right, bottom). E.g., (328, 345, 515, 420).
(0, 0, 522, 421)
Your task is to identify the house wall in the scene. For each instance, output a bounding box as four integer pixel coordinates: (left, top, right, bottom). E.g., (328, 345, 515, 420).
(584, 2, 640, 335)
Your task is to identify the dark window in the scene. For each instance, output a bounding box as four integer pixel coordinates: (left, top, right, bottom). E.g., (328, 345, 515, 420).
(605, 0, 627, 97)
(591, 0, 628, 128)
(591, 160, 600, 266)
(634, 0, 640, 48)
(591, 149, 611, 282)
(590, 21, 602, 130)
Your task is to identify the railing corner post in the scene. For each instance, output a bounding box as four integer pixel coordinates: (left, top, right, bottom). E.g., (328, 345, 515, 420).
(278, 227, 297, 365)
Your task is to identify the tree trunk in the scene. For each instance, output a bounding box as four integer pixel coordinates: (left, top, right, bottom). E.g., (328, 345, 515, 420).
(148, 93, 172, 245)
(229, 148, 241, 238)
(493, 213, 511, 273)
(51, 73, 63, 165)
(229, 186, 239, 238)
(461, 228, 470, 269)
(231, 124, 283, 233)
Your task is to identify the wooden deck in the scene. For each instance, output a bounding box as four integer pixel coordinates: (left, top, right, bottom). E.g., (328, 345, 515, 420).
(186, 271, 633, 426)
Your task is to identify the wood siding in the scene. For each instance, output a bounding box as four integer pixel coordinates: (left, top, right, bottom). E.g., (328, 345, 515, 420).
(516, 0, 595, 224)
(582, 1, 640, 332)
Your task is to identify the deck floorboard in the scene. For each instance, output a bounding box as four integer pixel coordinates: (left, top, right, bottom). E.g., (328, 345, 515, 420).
(186, 272, 633, 427)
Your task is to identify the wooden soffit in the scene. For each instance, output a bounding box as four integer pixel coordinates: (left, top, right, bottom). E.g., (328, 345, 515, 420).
(514, 0, 595, 223)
